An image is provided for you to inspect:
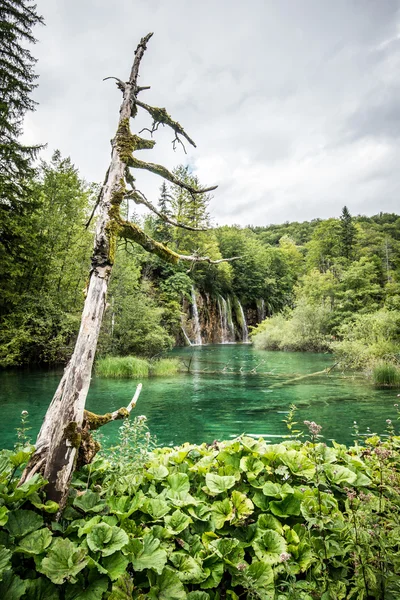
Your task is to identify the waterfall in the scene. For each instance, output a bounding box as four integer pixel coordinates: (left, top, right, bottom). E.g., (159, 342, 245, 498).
(191, 286, 202, 345)
(256, 298, 266, 323)
(226, 296, 235, 341)
(218, 295, 229, 343)
(237, 300, 249, 342)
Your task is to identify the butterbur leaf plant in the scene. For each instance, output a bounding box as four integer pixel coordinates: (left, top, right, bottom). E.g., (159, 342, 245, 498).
(2, 421, 400, 598)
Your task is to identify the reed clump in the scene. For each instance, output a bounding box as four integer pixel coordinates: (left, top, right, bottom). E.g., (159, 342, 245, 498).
(372, 362, 400, 388)
(96, 355, 181, 379)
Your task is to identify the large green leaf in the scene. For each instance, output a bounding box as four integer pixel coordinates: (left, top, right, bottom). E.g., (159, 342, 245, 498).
(280, 451, 315, 480)
(253, 530, 287, 565)
(5, 509, 43, 538)
(147, 567, 186, 600)
(130, 533, 167, 574)
(87, 523, 128, 556)
(239, 456, 264, 477)
(187, 593, 210, 600)
(164, 509, 192, 535)
(0, 571, 27, 599)
(65, 577, 109, 599)
(166, 473, 197, 505)
(143, 497, 171, 520)
(101, 552, 129, 581)
(29, 495, 59, 514)
(25, 578, 60, 600)
(231, 491, 254, 524)
(261, 482, 282, 498)
(1, 474, 45, 504)
(77, 516, 102, 537)
(170, 551, 206, 583)
(73, 491, 105, 513)
(211, 498, 233, 529)
(108, 574, 134, 599)
(232, 560, 274, 597)
(324, 464, 357, 485)
(257, 514, 284, 535)
(38, 538, 88, 585)
(147, 464, 169, 480)
(17, 528, 52, 555)
(9, 449, 32, 468)
(167, 473, 190, 494)
(200, 555, 224, 589)
(269, 490, 303, 518)
(0, 507, 8, 527)
(0, 545, 12, 579)
(205, 473, 236, 494)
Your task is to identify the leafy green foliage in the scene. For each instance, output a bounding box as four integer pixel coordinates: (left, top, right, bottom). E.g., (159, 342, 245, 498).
(2, 432, 400, 598)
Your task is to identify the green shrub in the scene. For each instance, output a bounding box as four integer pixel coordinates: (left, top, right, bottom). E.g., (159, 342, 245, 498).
(333, 309, 400, 369)
(251, 300, 331, 352)
(96, 356, 149, 379)
(372, 362, 400, 388)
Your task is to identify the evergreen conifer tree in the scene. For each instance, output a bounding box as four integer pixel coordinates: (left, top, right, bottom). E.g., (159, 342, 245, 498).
(0, 0, 43, 226)
(340, 205, 357, 260)
(155, 181, 173, 242)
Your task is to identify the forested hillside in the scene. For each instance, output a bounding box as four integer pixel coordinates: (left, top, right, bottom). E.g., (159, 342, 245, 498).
(1, 148, 399, 369)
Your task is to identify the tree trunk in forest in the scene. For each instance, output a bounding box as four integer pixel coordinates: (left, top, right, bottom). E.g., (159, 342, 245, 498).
(21, 34, 154, 507)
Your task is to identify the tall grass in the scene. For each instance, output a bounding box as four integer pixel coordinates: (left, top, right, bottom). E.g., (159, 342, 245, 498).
(372, 362, 400, 388)
(96, 356, 149, 379)
(149, 358, 180, 377)
(96, 356, 181, 379)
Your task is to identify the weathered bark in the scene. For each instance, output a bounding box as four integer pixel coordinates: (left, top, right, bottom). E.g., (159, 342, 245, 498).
(21, 34, 154, 506)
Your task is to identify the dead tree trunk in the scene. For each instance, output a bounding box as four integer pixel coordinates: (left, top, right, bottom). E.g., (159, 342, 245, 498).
(21, 34, 154, 503)
(22, 33, 239, 509)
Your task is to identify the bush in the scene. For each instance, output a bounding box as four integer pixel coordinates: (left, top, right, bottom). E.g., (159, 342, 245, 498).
(333, 309, 400, 369)
(251, 299, 331, 352)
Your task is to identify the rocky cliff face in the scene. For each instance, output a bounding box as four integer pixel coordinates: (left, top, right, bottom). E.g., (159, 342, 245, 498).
(179, 288, 266, 346)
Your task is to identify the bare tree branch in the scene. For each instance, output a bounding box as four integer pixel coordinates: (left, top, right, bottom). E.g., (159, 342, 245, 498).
(118, 220, 240, 265)
(128, 155, 217, 194)
(84, 384, 142, 430)
(103, 76, 126, 91)
(135, 99, 196, 148)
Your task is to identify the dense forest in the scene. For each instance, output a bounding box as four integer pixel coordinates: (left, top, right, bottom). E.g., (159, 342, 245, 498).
(1, 152, 399, 377)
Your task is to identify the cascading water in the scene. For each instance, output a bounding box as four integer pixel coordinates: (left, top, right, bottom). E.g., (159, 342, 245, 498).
(218, 295, 229, 343)
(191, 286, 202, 345)
(226, 297, 236, 341)
(256, 298, 266, 323)
(237, 300, 249, 342)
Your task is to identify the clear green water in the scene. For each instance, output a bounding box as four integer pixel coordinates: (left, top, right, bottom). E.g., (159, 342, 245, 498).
(0, 345, 397, 450)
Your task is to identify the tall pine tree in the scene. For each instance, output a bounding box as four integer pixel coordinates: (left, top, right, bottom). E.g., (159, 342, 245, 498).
(0, 0, 43, 260)
(340, 205, 357, 260)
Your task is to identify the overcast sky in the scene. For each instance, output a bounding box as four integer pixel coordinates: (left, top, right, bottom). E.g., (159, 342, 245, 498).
(24, 0, 400, 226)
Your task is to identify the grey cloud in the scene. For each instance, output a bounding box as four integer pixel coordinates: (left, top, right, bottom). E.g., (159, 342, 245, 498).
(24, 0, 400, 226)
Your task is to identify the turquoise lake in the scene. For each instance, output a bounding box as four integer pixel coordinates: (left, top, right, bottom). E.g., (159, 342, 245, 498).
(0, 345, 397, 450)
